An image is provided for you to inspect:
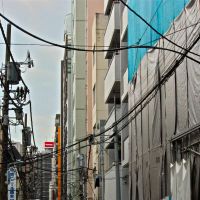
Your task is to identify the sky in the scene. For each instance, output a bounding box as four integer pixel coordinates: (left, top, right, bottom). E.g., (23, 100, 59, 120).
(0, 0, 71, 150)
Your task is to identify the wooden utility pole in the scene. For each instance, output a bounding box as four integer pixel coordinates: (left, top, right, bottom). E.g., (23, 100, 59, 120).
(22, 113, 27, 199)
(0, 23, 11, 200)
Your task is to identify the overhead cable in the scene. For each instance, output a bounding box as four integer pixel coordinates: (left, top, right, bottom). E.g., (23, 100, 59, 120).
(119, 0, 200, 58)
(0, 13, 200, 65)
(2, 31, 200, 164)
(0, 20, 200, 167)
(0, 22, 37, 150)
(0, 20, 199, 47)
(0, 21, 29, 90)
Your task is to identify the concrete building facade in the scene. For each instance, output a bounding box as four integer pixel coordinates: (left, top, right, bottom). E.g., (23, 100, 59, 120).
(39, 148, 53, 200)
(103, 0, 129, 199)
(86, 1, 105, 199)
(61, 14, 72, 197)
(90, 13, 108, 199)
(69, 0, 87, 199)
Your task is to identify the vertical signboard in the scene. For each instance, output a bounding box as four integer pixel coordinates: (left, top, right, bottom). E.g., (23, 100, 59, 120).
(7, 167, 16, 200)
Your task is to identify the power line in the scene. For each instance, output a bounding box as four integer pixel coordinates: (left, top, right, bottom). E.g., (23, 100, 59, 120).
(0, 22, 37, 150)
(0, 69, 36, 149)
(97, 31, 200, 137)
(0, 13, 200, 65)
(1, 30, 198, 163)
(0, 18, 198, 48)
(32, 166, 93, 174)
(0, 29, 199, 167)
(119, 0, 200, 58)
(0, 3, 198, 197)
(0, 19, 197, 48)
(0, 76, 21, 109)
(0, 136, 95, 166)
(0, 21, 29, 90)
(0, 25, 38, 198)
(138, 0, 164, 42)
(87, 145, 92, 173)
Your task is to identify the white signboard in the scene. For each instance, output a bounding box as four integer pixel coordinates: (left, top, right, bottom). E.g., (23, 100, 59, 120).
(7, 167, 16, 200)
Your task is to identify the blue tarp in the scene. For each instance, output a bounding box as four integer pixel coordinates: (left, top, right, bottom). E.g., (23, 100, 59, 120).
(128, 0, 189, 81)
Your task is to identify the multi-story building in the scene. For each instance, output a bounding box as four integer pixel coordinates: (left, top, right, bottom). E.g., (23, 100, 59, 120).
(34, 148, 53, 200)
(86, 0, 104, 139)
(61, 3, 86, 198)
(86, 1, 108, 199)
(66, 0, 87, 199)
(61, 13, 72, 199)
(46, 114, 61, 200)
(49, 154, 57, 200)
(103, 0, 129, 199)
(10, 141, 23, 200)
(90, 13, 108, 199)
(30, 152, 43, 200)
(49, 114, 61, 199)
(64, 34, 73, 199)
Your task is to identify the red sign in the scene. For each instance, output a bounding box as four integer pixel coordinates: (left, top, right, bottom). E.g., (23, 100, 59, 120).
(44, 142, 54, 148)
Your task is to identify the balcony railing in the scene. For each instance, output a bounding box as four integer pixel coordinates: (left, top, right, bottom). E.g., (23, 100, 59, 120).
(104, 2, 120, 58)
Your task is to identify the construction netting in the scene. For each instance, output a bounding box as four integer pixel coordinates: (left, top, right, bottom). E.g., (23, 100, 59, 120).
(128, 0, 200, 199)
(128, 0, 189, 81)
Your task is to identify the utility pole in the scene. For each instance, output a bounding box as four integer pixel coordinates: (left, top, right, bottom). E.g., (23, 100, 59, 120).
(22, 113, 27, 199)
(114, 96, 121, 200)
(77, 141, 87, 200)
(99, 120, 106, 200)
(22, 113, 27, 156)
(0, 23, 11, 200)
(78, 142, 83, 199)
